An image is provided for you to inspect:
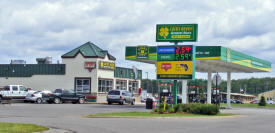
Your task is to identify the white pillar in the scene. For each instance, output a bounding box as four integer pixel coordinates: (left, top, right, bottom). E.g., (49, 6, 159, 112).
(227, 72, 231, 108)
(182, 80, 187, 103)
(207, 71, 212, 104)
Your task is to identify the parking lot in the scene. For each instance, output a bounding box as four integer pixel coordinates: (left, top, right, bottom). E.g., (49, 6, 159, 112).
(1, 103, 275, 133)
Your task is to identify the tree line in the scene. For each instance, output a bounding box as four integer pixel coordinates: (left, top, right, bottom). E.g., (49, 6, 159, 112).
(141, 77, 275, 96)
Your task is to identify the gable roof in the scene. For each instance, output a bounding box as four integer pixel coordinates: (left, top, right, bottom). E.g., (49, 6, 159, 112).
(61, 42, 116, 60)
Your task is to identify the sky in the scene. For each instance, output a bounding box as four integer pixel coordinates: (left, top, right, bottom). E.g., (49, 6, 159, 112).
(0, 0, 275, 80)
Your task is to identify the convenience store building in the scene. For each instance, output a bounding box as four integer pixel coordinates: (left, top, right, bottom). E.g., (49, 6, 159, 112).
(0, 42, 142, 103)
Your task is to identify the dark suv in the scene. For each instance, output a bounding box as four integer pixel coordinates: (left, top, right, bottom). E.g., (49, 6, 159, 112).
(107, 90, 135, 105)
(43, 89, 86, 104)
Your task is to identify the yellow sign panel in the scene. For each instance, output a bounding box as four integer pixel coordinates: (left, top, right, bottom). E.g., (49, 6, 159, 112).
(99, 61, 115, 70)
(157, 61, 193, 75)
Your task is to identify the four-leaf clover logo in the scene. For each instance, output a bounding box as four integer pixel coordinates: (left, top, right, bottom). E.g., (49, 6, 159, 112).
(159, 27, 169, 39)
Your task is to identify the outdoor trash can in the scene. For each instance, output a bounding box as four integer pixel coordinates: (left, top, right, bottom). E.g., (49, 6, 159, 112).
(146, 98, 153, 109)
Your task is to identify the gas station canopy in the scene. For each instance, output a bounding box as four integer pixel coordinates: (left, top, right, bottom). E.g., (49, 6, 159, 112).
(125, 46, 271, 73)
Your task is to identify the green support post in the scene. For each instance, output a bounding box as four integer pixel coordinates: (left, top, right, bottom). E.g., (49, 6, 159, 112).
(173, 80, 177, 105)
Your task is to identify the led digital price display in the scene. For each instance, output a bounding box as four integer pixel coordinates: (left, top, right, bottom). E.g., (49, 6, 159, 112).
(157, 45, 195, 80)
(175, 46, 192, 61)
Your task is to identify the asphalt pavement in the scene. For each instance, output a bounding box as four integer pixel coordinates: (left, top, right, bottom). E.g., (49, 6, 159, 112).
(1, 103, 275, 133)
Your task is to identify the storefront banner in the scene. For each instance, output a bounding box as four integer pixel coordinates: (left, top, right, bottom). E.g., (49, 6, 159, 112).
(99, 61, 115, 70)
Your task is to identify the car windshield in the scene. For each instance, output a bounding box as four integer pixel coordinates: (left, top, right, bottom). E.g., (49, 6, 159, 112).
(68, 90, 75, 93)
(33, 91, 42, 94)
(108, 91, 120, 95)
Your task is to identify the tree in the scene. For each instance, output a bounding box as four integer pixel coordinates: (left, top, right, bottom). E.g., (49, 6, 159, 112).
(259, 95, 266, 106)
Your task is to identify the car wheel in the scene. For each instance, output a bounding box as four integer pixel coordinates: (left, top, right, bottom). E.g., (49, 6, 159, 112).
(36, 98, 42, 104)
(78, 98, 85, 104)
(131, 100, 135, 105)
(54, 97, 61, 104)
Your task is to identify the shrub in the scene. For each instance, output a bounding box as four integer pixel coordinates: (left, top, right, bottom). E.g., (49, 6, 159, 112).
(173, 104, 180, 112)
(157, 103, 172, 114)
(200, 104, 219, 115)
(173, 103, 219, 115)
(189, 103, 202, 114)
(259, 96, 266, 106)
(168, 107, 175, 113)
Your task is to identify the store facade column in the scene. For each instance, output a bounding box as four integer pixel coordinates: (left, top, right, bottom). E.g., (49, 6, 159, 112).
(182, 80, 187, 103)
(207, 71, 212, 104)
(227, 72, 231, 108)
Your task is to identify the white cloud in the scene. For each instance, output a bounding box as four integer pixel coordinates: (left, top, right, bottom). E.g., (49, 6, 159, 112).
(0, 0, 275, 79)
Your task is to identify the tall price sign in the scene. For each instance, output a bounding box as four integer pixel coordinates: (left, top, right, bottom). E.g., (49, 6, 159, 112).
(157, 45, 195, 80)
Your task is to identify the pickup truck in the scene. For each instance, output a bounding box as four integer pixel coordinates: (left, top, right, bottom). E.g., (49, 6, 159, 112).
(0, 85, 34, 102)
(43, 89, 86, 104)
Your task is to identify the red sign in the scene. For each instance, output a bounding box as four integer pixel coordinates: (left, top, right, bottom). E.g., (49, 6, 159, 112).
(175, 46, 192, 54)
(161, 63, 171, 71)
(84, 62, 96, 71)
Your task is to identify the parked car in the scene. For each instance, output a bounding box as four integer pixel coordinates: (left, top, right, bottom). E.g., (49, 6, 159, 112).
(43, 89, 86, 104)
(0, 85, 34, 101)
(234, 99, 244, 104)
(266, 100, 274, 104)
(250, 100, 259, 104)
(25, 90, 52, 104)
(106, 90, 135, 105)
(230, 99, 236, 103)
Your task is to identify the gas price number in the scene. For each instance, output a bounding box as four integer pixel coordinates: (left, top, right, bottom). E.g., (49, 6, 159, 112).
(175, 46, 192, 61)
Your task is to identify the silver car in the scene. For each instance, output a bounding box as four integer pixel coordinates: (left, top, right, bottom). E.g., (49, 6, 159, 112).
(107, 90, 135, 105)
(25, 90, 51, 104)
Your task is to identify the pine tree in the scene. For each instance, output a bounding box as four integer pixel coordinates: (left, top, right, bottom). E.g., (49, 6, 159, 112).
(258, 96, 266, 106)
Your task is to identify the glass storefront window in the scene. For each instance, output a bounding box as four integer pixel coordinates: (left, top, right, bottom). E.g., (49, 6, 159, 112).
(129, 81, 138, 93)
(116, 80, 127, 90)
(98, 79, 113, 93)
(75, 78, 91, 93)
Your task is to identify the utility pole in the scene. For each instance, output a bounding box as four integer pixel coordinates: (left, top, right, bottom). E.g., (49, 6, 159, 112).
(146, 72, 149, 93)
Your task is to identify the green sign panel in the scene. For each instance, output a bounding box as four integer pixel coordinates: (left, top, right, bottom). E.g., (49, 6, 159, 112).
(136, 46, 149, 59)
(157, 54, 175, 61)
(156, 24, 198, 42)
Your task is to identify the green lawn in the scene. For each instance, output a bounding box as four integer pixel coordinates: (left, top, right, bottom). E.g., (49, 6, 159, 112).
(0, 122, 49, 133)
(86, 112, 235, 118)
(220, 103, 275, 108)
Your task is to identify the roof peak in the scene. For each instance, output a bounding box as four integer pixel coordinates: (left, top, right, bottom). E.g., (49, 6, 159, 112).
(61, 42, 116, 60)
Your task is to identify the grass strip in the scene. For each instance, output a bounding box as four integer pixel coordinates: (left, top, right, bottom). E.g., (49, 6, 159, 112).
(0, 122, 49, 133)
(220, 103, 275, 108)
(86, 112, 235, 118)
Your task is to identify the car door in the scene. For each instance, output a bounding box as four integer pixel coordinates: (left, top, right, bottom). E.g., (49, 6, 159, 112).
(19, 86, 28, 97)
(122, 91, 128, 103)
(11, 86, 20, 98)
(125, 91, 131, 103)
(62, 90, 76, 101)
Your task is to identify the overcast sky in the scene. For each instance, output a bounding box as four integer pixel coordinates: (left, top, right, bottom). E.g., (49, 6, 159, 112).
(0, 0, 275, 80)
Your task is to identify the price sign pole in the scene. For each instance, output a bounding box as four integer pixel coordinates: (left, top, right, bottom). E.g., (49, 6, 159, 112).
(173, 42, 178, 105)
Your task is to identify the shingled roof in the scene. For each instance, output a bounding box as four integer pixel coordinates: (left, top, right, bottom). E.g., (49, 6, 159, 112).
(61, 42, 116, 60)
